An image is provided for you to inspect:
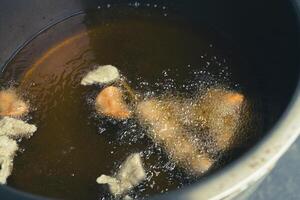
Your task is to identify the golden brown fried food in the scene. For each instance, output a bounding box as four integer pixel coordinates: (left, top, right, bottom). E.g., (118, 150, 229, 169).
(0, 89, 29, 117)
(137, 99, 213, 175)
(95, 86, 131, 119)
(193, 88, 245, 150)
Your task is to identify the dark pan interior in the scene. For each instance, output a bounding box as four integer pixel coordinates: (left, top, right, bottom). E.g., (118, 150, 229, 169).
(0, 0, 299, 199)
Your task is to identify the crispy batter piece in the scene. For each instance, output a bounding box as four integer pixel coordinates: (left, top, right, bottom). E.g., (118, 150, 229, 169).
(97, 153, 146, 197)
(81, 65, 120, 86)
(0, 89, 29, 117)
(193, 88, 245, 149)
(95, 86, 131, 119)
(137, 100, 213, 175)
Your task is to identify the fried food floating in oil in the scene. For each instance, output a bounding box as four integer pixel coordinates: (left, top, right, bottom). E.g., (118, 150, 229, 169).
(0, 117, 37, 138)
(97, 153, 146, 197)
(95, 86, 132, 119)
(0, 136, 18, 184)
(0, 117, 37, 184)
(137, 100, 213, 175)
(194, 88, 245, 150)
(81, 65, 120, 86)
(0, 89, 29, 117)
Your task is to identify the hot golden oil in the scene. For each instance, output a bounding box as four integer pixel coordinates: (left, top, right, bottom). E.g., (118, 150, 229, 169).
(0, 6, 262, 200)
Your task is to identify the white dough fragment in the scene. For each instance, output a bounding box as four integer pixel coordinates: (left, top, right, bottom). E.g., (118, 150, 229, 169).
(0, 117, 37, 184)
(0, 117, 37, 139)
(96, 153, 146, 197)
(81, 65, 120, 86)
(0, 136, 18, 184)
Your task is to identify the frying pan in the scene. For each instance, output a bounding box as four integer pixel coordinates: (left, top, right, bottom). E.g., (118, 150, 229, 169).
(0, 0, 299, 199)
